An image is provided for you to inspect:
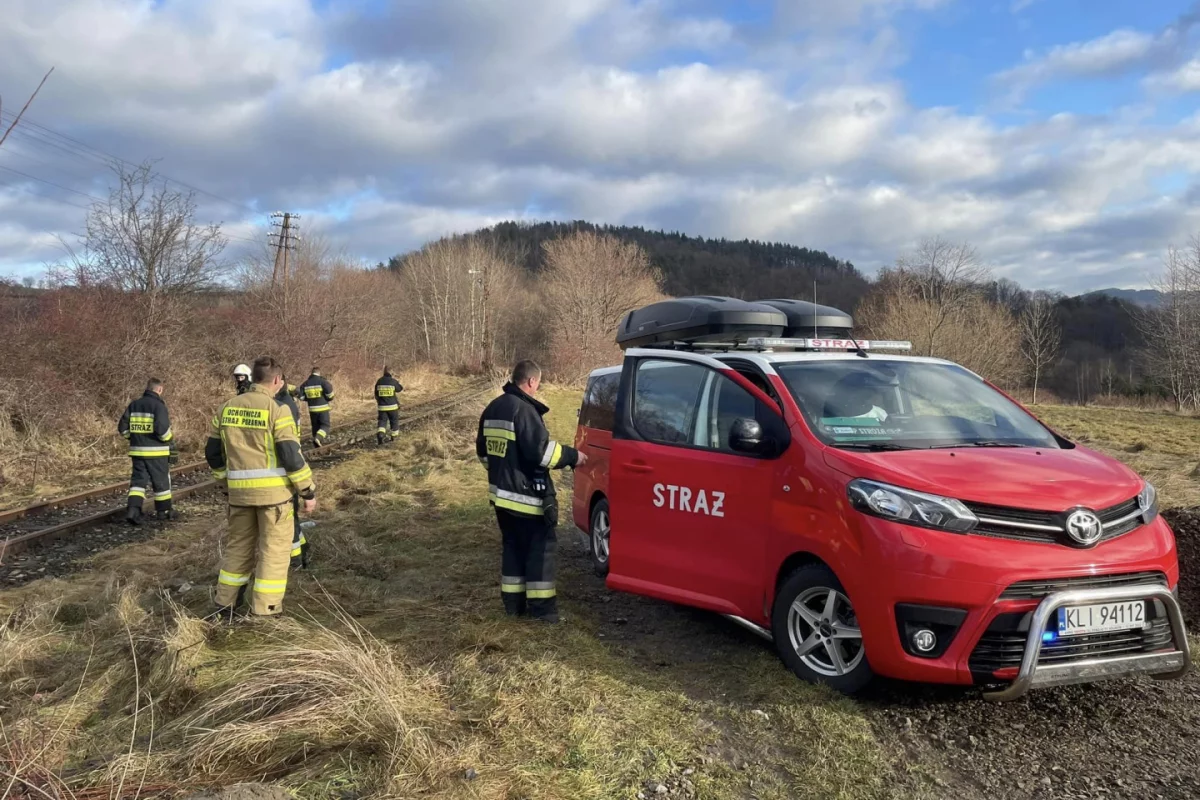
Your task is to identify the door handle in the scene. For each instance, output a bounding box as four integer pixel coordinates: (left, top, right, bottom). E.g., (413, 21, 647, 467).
(622, 462, 653, 474)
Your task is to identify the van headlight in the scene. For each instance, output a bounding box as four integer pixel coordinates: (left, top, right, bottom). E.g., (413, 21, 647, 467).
(847, 479, 978, 533)
(1138, 482, 1159, 523)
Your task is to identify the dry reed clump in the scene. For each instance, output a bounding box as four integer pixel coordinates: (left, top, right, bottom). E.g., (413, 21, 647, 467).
(1, 600, 65, 691)
(177, 605, 451, 794)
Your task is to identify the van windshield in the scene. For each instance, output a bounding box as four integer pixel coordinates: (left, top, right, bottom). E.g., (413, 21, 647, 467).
(775, 360, 1061, 450)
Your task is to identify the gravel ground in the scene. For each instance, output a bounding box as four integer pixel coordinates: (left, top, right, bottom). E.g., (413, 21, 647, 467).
(0, 467, 213, 540)
(562, 504, 1200, 800)
(0, 489, 228, 587)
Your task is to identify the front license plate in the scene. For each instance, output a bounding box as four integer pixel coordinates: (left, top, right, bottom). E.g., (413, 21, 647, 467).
(1057, 601, 1146, 636)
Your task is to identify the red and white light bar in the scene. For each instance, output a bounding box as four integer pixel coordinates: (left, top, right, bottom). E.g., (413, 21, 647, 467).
(745, 337, 914, 351)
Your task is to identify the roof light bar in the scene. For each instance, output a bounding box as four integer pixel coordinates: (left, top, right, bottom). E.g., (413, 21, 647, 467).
(744, 337, 913, 351)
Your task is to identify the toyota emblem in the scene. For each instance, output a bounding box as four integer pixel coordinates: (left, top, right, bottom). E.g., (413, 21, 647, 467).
(1065, 509, 1103, 546)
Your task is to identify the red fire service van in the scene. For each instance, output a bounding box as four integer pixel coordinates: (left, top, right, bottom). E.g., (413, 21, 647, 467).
(571, 296, 1191, 700)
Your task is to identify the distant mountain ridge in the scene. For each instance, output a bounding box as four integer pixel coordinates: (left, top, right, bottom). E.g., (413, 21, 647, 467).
(1079, 288, 1162, 307)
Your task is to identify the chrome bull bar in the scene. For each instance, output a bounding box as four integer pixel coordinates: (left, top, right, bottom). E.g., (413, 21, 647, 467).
(984, 583, 1191, 702)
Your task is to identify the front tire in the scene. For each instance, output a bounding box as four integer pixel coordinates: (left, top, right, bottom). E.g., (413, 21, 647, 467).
(771, 564, 873, 694)
(589, 498, 610, 577)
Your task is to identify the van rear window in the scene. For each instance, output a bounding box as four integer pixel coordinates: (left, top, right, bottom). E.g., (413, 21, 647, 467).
(580, 371, 620, 431)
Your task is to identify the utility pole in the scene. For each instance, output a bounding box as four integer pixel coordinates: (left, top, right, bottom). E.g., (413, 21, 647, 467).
(269, 211, 300, 326)
(0, 67, 54, 151)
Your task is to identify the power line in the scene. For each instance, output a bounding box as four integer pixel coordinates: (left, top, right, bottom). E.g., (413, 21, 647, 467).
(0, 109, 262, 217)
(0, 178, 91, 211)
(0, 164, 103, 202)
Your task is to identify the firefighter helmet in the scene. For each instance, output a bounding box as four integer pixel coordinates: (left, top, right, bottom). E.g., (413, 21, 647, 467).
(233, 364, 251, 378)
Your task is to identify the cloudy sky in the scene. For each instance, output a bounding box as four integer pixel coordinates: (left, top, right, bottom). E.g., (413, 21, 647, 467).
(1, 0, 1198, 292)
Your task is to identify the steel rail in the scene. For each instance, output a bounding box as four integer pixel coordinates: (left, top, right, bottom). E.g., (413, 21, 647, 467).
(0, 383, 493, 561)
(0, 383, 489, 525)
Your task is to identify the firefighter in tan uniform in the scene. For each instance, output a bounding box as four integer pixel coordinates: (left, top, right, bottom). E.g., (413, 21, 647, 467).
(205, 357, 316, 619)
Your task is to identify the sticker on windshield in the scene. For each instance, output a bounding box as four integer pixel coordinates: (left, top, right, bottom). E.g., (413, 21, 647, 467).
(820, 417, 882, 428)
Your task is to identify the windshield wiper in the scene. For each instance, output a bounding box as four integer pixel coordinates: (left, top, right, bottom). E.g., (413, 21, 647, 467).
(834, 442, 911, 451)
(927, 441, 1028, 450)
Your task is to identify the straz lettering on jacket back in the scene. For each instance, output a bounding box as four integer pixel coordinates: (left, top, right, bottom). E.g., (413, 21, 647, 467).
(652, 483, 725, 517)
(377, 385, 396, 397)
(304, 386, 324, 398)
(221, 407, 269, 429)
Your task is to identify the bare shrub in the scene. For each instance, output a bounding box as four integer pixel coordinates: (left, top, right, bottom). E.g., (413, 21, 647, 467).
(540, 231, 663, 380)
(1137, 237, 1200, 410)
(859, 239, 1022, 384)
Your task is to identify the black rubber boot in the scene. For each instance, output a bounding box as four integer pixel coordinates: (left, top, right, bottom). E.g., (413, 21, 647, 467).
(125, 500, 142, 527)
(156, 500, 178, 522)
(377, 433, 386, 445)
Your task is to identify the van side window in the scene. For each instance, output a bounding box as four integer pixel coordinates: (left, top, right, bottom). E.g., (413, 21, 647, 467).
(580, 372, 620, 431)
(632, 360, 709, 445)
(699, 374, 758, 453)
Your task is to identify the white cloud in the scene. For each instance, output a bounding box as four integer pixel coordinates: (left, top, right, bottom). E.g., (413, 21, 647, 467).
(1145, 58, 1200, 93)
(995, 29, 1157, 102)
(0, 0, 1197, 295)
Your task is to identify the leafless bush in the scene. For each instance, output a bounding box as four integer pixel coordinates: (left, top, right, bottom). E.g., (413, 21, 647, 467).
(1137, 237, 1200, 411)
(859, 239, 1022, 384)
(540, 231, 663, 380)
(396, 234, 527, 369)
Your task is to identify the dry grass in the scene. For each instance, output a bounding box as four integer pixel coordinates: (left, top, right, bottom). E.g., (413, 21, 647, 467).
(0, 382, 919, 800)
(1033, 404, 1200, 508)
(0, 366, 470, 509)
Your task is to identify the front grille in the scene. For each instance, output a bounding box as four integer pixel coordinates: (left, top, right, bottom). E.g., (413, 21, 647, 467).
(964, 495, 1145, 546)
(999, 571, 1168, 600)
(969, 606, 1174, 680)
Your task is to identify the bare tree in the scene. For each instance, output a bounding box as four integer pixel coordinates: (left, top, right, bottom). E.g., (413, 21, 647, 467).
(884, 237, 990, 357)
(858, 240, 1021, 385)
(1018, 295, 1061, 404)
(1137, 237, 1200, 410)
(397, 235, 523, 368)
(78, 161, 228, 299)
(541, 231, 664, 379)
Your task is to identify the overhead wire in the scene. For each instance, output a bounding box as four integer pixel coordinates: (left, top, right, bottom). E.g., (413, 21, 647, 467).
(0, 109, 261, 217)
(0, 113, 274, 250)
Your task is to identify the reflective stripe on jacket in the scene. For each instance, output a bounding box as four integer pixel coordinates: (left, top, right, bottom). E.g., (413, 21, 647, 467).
(299, 374, 334, 412)
(118, 390, 174, 458)
(276, 386, 301, 437)
(374, 375, 404, 411)
(475, 382, 579, 517)
(205, 384, 315, 506)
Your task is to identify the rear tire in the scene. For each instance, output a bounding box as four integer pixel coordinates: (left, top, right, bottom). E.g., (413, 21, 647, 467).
(771, 564, 873, 695)
(590, 498, 611, 577)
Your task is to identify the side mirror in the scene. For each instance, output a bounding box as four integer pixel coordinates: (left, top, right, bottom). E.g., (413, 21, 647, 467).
(729, 417, 767, 454)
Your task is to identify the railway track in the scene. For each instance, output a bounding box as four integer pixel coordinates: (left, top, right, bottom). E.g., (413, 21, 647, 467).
(0, 381, 493, 571)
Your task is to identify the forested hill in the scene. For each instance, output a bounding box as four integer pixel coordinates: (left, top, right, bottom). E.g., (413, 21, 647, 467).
(386, 220, 871, 312)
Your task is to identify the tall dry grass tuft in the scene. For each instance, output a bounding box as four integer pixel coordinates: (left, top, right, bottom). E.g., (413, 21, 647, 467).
(1, 600, 64, 691)
(179, 598, 450, 793)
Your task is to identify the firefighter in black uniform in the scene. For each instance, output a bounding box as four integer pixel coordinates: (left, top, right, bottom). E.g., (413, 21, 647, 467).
(298, 367, 335, 447)
(476, 360, 586, 623)
(276, 375, 309, 569)
(118, 377, 177, 526)
(374, 366, 404, 445)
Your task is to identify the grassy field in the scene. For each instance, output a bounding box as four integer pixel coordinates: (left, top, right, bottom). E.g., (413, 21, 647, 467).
(0, 367, 469, 510)
(0, 384, 928, 800)
(6, 390, 1200, 798)
(1033, 404, 1200, 509)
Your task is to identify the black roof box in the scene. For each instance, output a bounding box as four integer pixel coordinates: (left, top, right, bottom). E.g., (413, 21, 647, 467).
(616, 296, 787, 349)
(757, 299, 854, 338)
